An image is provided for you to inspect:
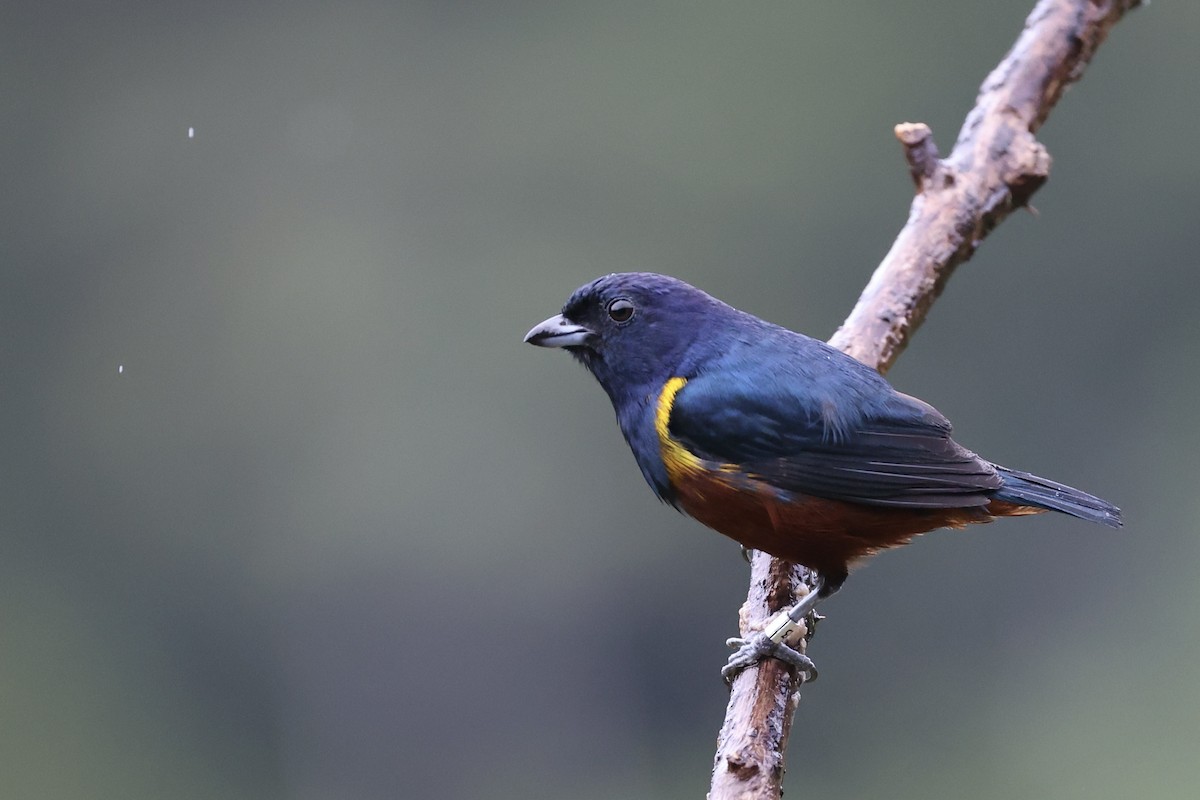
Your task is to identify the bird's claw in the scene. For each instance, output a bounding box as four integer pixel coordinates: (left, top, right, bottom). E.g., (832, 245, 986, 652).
(722, 632, 818, 684)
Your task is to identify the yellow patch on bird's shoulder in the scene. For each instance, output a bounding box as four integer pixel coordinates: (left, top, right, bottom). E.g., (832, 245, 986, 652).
(655, 377, 703, 480)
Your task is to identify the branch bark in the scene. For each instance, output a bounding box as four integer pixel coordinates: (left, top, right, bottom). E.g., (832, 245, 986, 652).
(709, 1, 1140, 797)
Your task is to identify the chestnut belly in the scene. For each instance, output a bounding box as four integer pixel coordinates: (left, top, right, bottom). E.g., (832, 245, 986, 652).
(670, 468, 1014, 576)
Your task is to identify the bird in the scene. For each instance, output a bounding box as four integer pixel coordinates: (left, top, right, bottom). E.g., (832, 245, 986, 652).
(524, 272, 1121, 680)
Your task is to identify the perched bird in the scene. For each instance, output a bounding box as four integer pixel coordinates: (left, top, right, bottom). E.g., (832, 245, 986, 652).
(525, 272, 1121, 679)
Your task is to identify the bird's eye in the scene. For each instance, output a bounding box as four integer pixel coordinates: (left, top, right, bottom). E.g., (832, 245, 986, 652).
(607, 298, 635, 323)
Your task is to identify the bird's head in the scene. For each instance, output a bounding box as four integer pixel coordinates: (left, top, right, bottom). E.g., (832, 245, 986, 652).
(524, 272, 731, 403)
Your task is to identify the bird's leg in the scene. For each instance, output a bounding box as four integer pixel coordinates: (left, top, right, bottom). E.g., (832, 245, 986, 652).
(722, 574, 842, 683)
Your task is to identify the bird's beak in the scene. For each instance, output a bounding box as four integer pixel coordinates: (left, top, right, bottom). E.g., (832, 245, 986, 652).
(524, 314, 597, 348)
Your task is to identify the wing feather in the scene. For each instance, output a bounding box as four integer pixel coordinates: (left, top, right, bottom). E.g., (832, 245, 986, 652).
(669, 364, 1000, 508)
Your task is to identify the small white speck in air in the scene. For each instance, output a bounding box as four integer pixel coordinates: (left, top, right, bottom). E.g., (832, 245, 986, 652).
(187, 127, 194, 139)
(118, 365, 124, 374)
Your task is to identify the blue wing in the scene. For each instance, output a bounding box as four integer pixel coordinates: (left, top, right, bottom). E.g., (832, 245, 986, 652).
(669, 348, 1001, 508)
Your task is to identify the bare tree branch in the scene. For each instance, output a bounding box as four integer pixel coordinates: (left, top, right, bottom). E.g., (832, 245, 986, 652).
(709, 1, 1141, 797)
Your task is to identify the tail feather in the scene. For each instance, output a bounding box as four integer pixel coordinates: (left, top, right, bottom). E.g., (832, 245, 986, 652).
(993, 466, 1122, 529)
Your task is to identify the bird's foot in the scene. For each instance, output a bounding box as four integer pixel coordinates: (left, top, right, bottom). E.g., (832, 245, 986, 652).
(721, 573, 834, 684)
(722, 632, 817, 684)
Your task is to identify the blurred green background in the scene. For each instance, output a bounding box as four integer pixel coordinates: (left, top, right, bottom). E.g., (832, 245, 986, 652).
(3, 1, 1197, 798)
